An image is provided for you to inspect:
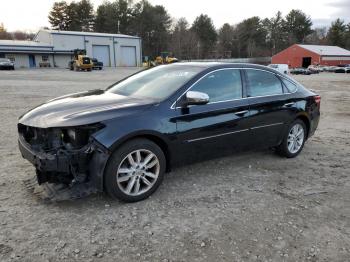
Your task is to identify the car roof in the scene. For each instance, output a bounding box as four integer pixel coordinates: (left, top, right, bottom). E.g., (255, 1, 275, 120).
(165, 62, 297, 83)
(168, 62, 276, 72)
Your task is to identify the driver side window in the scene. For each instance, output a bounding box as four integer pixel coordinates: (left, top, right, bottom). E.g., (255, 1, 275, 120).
(190, 69, 243, 103)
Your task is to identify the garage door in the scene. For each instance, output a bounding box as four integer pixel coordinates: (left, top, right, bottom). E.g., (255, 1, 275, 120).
(92, 45, 110, 66)
(120, 46, 136, 67)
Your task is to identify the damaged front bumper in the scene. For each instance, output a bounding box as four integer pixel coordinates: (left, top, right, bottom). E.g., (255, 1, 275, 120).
(18, 134, 110, 200)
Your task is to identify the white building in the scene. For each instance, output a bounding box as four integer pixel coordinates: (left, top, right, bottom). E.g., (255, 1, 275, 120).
(0, 29, 142, 68)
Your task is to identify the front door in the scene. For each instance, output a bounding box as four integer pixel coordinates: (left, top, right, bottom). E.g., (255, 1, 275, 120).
(173, 69, 251, 164)
(29, 55, 36, 68)
(244, 69, 296, 147)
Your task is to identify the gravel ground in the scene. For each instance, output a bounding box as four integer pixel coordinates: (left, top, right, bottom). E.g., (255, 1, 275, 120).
(0, 68, 349, 262)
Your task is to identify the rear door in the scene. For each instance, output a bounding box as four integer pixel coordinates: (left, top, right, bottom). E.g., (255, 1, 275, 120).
(244, 69, 297, 147)
(173, 68, 251, 163)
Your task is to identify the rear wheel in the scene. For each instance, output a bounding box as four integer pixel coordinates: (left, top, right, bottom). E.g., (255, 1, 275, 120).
(276, 119, 306, 158)
(104, 138, 166, 202)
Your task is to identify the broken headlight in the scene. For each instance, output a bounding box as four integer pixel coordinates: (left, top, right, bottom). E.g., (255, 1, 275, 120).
(18, 123, 105, 151)
(67, 129, 76, 141)
(62, 123, 105, 149)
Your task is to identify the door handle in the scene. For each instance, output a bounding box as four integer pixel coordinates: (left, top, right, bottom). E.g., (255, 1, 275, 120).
(284, 102, 294, 107)
(234, 110, 248, 116)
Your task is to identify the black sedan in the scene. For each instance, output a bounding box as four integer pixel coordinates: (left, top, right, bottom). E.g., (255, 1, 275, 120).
(0, 58, 15, 70)
(92, 58, 103, 70)
(18, 63, 320, 202)
(334, 67, 350, 73)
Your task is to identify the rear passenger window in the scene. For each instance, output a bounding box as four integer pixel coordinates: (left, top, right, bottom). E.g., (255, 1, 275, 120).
(281, 78, 298, 93)
(246, 70, 283, 97)
(190, 69, 242, 102)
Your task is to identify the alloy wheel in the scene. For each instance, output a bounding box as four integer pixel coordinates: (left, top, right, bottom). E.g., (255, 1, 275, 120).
(287, 123, 304, 154)
(116, 149, 160, 196)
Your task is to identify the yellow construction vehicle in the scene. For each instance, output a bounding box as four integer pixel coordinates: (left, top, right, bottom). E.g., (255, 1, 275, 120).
(69, 49, 93, 71)
(155, 51, 178, 65)
(143, 52, 179, 68)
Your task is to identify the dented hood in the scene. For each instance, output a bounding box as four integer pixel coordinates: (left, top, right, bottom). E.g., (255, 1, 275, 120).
(19, 89, 155, 128)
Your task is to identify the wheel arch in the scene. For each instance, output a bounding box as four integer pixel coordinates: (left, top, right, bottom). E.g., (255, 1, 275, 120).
(99, 132, 172, 193)
(108, 131, 172, 173)
(295, 114, 310, 138)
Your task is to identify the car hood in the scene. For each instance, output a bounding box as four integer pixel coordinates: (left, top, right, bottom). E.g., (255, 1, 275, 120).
(19, 89, 156, 128)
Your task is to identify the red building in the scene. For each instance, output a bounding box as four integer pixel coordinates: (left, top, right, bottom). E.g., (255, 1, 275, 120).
(272, 44, 350, 68)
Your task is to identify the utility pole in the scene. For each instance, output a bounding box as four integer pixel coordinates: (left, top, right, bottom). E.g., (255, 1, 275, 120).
(117, 20, 120, 34)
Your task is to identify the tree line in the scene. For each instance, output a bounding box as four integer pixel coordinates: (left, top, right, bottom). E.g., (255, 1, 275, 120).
(0, 23, 34, 41)
(1, 0, 350, 59)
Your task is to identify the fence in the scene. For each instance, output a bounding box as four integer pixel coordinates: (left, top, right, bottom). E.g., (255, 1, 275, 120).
(183, 57, 272, 65)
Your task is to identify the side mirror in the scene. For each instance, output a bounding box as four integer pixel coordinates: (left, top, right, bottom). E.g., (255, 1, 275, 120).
(183, 91, 209, 106)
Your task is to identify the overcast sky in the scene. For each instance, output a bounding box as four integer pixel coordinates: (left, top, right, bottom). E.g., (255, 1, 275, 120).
(1, 0, 349, 32)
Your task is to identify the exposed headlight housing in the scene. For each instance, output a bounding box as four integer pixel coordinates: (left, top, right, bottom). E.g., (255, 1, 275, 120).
(62, 123, 105, 149)
(67, 129, 76, 141)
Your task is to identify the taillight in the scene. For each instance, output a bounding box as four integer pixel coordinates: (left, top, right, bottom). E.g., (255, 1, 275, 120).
(314, 95, 321, 107)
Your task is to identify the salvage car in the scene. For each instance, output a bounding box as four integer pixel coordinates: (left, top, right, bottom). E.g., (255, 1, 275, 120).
(0, 58, 15, 70)
(18, 63, 321, 202)
(307, 65, 320, 74)
(290, 67, 311, 75)
(334, 66, 350, 73)
(267, 64, 289, 74)
(92, 58, 103, 70)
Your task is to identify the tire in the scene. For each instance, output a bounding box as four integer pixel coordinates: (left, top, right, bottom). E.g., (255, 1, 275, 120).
(104, 138, 166, 202)
(276, 119, 307, 158)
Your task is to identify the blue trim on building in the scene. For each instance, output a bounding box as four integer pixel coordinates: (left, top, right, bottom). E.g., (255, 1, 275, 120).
(139, 38, 142, 66)
(53, 50, 74, 53)
(113, 42, 117, 67)
(0, 49, 73, 54)
(0, 44, 53, 48)
(0, 49, 53, 53)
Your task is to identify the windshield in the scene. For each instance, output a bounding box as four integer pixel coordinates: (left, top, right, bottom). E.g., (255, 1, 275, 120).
(107, 65, 203, 100)
(0, 58, 10, 62)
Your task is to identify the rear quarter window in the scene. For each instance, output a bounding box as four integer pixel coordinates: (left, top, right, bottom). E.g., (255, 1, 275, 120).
(281, 78, 298, 93)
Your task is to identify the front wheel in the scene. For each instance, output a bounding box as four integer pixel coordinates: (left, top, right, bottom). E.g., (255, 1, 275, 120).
(276, 119, 306, 158)
(104, 138, 166, 202)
